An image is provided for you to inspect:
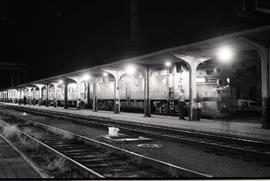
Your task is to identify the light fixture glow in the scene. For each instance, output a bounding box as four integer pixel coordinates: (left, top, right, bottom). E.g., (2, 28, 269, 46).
(227, 77, 230, 84)
(126, 65, 136, 74)
(217, 46, 234, 63)
(82, 74, 90, 80)
(196, 77, 206, 83)
(71, 83, 77, 87)
(165, 61, 172, 67)
(103, 72, 108, 77)
(58, 80, 63, 84)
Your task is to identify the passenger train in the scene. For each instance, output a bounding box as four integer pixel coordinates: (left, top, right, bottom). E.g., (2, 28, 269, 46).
(0, 62, 230, 118)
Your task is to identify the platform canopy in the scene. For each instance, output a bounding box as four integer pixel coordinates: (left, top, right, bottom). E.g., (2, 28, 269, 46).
(12, 26, 270, 89)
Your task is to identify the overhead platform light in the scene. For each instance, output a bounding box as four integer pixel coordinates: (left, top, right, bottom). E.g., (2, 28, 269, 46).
(126, 65, 136, 74)
(82, 74, 90, 80)
(165, 61, 172, 67)
(217, 46, 234, 63)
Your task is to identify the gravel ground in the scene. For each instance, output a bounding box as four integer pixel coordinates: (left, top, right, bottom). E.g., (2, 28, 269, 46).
(1, 107, 270, 178)
(0, 131, 40, 178)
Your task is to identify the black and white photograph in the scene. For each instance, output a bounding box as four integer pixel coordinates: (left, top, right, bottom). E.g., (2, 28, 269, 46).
(0, 0, 270, 179)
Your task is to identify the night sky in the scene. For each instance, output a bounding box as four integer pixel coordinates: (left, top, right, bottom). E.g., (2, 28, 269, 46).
(1, 0, 269, 88)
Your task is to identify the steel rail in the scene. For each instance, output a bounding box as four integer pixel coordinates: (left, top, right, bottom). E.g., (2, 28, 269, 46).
(3, 104, 268, 146)
(0, 112, 211, 178)
(0, 119, 104, 178)
(2, 104, 270, 163)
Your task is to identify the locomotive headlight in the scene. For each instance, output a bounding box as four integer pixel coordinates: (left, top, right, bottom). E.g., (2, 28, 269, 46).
(196, 77, 206, 83)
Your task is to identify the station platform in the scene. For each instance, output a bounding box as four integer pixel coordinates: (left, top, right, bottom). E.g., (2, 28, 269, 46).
(1, 102, 270, 142)
(0, 135, 40, 178)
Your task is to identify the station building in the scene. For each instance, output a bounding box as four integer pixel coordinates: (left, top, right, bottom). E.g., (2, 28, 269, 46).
(1, 26, 270, 126)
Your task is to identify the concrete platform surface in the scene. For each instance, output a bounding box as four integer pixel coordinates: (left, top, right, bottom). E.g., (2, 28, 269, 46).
(0, 135, 40, 178)
(1, 102, 270, 142)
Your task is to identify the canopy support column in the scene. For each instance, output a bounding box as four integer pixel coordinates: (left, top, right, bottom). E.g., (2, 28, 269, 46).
(240, 37, 270, 129)
(144, 65, 151, 117)
(172, 54, 210, 120)
(45, 85, 49, 107)
(93, 76, 97, 112)
(64, 82, 68, 109)
(102, 69, 125, 114)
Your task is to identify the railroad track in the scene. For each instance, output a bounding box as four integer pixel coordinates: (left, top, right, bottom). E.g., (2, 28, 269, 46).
(1, 104, 270, 165)
(3, 104, 270, 164)
(0, 111, 210, 178)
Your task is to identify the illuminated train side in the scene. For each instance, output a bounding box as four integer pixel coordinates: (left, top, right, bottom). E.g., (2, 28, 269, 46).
(0, 64, 229, 118)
